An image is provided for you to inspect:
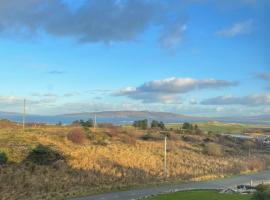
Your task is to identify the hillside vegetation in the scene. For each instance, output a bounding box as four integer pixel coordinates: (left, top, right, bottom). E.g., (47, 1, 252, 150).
(0, 120, 269, 200)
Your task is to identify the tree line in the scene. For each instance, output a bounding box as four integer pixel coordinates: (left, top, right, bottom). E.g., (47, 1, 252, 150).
(72, 119, 94, 128)
(133, 120, 202, 134)
(133, 119, 165, 130)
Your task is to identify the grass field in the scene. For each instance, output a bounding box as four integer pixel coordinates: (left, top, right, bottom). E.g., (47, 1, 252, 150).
(166, 121, 270, 134)
(0, 120, 269, 199)
(146, 190, 252, 200)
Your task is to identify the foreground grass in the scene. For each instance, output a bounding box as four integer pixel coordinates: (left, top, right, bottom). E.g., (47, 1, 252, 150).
(0, 121, 269, 199)
(146, 190, 252, 200)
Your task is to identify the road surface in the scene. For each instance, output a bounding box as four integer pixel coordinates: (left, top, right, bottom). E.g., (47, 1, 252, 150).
(72, 170, 270, 200)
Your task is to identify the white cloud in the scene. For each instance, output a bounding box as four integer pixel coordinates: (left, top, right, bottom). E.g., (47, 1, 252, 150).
(217, 19, 254, 37)
(201, 94, 270, 106)
(0, 96, 25, 106)
(114, 77, 238, 103)
(0, 95, 58, 113)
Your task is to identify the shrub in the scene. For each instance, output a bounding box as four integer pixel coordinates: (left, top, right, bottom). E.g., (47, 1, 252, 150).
(72, 119, 93, 128)
(67, 128, 87, 144)
(204, 143, 223, 157)
(248, 159, 264, 171)
(252, 192, 270, 200)
(182, 135, 202, 143)
(107, 126, 122, 137)
(242, 140, 256, 150)
(98, 123, 114, 128)
(26, 145, 64, 165)
(0, 152, 8, 165)
(257, 184, 270, 193)
(140, 133, 162, 141)
(253, 185, 270, 200)
(119, 134, 136, 145)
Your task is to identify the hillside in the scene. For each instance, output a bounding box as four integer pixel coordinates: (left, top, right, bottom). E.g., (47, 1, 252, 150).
(0, 121, 269, 199)
(0, 111, 270, 125)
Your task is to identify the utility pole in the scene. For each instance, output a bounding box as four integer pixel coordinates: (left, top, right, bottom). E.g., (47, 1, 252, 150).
(148, 118, 151, 129)
(22, 99, 26, 131)
(93, 113, 97, 131)
(164, 134, 167, 178)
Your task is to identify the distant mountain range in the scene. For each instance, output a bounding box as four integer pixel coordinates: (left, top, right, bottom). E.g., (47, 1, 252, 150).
(0, 111, 269, 125)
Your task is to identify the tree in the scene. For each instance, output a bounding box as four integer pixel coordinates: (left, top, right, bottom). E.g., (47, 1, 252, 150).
(72, 119, 94, 128)
(83, 119, 94, 128)
(159, 121, 165, 130)
(56, 121, 62, 126)
(151, 120, 165, 130)
(151, 120, 159, 128)
(182, 122, 193, 130)
(133, 119, 148, 130)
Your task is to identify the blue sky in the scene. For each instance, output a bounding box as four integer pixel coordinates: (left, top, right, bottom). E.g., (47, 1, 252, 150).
(0, 0, 269, 116)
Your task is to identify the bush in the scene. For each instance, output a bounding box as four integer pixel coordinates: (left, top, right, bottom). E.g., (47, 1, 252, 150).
(252, 192, 270, 200)
(94, 138, 111, 146)
(253, 184, 270, 200)
(141, 133, 153, 140)
(67, 128, 87, 144)
(0, 152, 8, 165)
(182, 135, 202, 143)
(242, 140, 256, 150)
(119, 134, 136, 145)
(257, 184, 270, 193)
(26, 145, 64, 165)
(204, 143, 223, 157)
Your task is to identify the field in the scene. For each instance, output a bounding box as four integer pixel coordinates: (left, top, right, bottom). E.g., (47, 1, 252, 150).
(145, 190, 252, 200)
(0, 120, 269, 199)
(166, 121, 270, 134)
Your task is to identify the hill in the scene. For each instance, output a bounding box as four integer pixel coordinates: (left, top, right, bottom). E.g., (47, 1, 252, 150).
(0, 111, 269, 125)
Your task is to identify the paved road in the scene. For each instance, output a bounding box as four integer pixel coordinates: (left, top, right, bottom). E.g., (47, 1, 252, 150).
(73, 170, 270, 200)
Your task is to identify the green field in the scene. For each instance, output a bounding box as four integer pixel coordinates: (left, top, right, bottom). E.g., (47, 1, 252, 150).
(166, 121, 270, 134)
(146, 190, 252, 200)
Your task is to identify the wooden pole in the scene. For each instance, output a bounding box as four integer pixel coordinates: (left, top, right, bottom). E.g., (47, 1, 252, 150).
(94, 114, 96, 131)
(164, 135, 167, 178)
(23, 99, 26, 131)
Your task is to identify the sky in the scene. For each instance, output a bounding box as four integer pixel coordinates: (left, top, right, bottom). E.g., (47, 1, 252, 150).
(0, 0, 269, 116)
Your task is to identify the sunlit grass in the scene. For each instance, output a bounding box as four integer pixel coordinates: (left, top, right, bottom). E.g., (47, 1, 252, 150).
(0, 122, 268, 199)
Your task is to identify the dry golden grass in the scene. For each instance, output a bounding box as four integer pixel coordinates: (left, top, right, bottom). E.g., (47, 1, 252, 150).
(0, 124, 269, 200)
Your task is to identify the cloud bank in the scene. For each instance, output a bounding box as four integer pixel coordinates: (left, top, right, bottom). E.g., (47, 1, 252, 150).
(1, 0, 265, 47)
(114, 77, 238, 103)
(201, 94, 270, 106)
(0, 0, 187, 48)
